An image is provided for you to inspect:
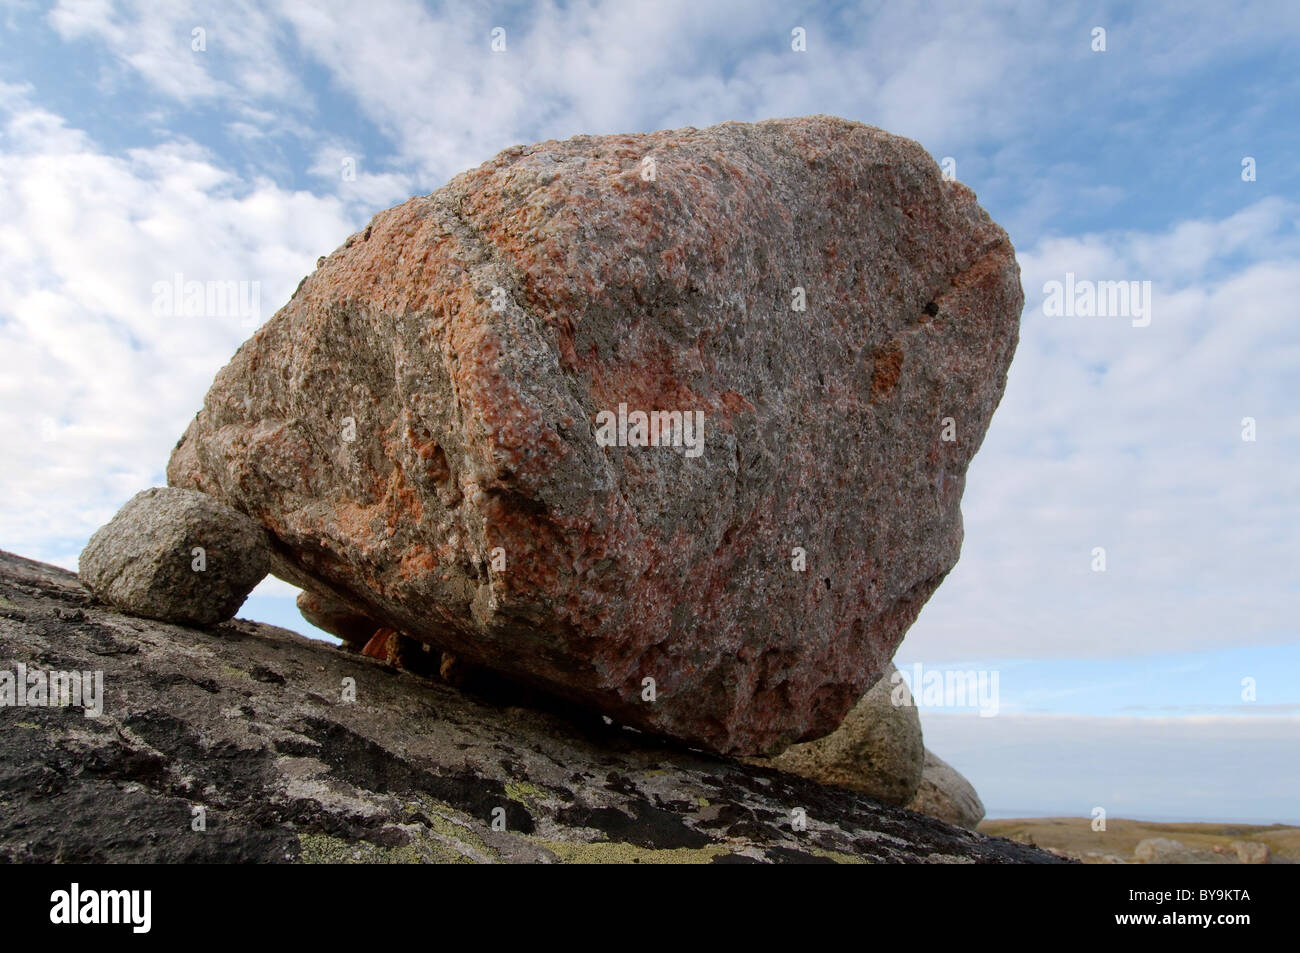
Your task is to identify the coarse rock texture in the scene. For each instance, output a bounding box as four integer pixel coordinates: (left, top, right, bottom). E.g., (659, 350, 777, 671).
(167, 115, 1023, 755)
(908, 748, 985, 829)
(78, 487, 269, 626)
(752, 663, 923, 805)
(0, 550, 1067, 864)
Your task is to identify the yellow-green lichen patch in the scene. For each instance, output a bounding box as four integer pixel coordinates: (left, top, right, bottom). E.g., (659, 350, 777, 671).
(808, 847, 870, 864)
(407, 798, 494, 857)
(296, 831, 476, 864)
(536, 839, 726, 864)
(504, 781, 547, 806)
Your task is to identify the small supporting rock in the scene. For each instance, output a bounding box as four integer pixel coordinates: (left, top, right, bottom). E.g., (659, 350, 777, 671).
(908, 748, 986, 830)
(78, 487, 268, 625)
(752, 663, 924, 805)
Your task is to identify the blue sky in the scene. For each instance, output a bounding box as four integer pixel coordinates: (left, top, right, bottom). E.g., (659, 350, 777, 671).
(0, 0, 1296, 823)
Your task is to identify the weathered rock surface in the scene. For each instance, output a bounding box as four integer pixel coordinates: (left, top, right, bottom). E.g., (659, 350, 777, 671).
(79, 487, 269, 625)
(1133, 837, 1244, 865)
(0, 550, 1065, 864)
(909, 748, 985, 829)
(1232, 839, 1272, 864)
(168, 115, 1023, 755)
(754, 664, 923, 805)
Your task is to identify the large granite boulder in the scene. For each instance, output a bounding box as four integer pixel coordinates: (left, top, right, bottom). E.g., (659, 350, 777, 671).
(78, 487, 268, 625)
(167, 115, 1022, 755)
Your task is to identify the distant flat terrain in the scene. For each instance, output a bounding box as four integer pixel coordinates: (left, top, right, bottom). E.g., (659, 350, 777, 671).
(980, 817, 1300, 864)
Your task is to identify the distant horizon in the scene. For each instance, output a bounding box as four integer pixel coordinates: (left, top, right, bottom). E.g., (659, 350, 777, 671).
(983, 810, 1300, 827)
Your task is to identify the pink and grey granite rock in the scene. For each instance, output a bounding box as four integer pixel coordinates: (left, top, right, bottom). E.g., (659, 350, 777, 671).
(79, 487, 268, 625)
(167, 115, 1022, 755)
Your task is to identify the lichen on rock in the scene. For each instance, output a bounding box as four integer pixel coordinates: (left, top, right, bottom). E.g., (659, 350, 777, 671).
(0, 550, 1063, 864)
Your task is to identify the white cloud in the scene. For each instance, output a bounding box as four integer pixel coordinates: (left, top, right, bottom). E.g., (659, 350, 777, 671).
(250, 575, 301, 599)
(306, 140, 420, 211)
(902, 199, 1299, 661)
(271, 0, 1044, 182)
(48, 0, 305, 106)
(0, 86, 360, 568)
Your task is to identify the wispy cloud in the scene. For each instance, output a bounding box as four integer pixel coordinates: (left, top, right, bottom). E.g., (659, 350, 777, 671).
(0, 83, 359, 564)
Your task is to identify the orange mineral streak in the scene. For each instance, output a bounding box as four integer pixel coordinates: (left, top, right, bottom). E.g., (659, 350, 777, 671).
(397, 546, 438, 583)
(328, 501, 381, 556)
(584, 338, 700, 419)
(361, 628, 400, 663)
(870, 339, 905, 402)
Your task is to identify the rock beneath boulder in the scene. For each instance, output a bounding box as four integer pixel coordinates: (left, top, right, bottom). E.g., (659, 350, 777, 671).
(908, 748, 985, 829)
(1231, 840, 1271, 864)
(754, 664, 923, 805)
(78, 487, 268, 625)
(1133, 837, 1238, 864)
(0, 549, 1067, 864)
(167, 115, 1022, 755)
(296, 589, 380, 649)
